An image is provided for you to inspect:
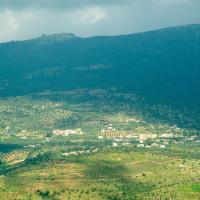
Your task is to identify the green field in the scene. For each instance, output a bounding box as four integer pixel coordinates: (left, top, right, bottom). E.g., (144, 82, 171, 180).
(0, 149, 200, 200)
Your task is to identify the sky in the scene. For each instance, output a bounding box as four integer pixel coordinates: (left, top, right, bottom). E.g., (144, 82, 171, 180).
(0, 0, 200, 42)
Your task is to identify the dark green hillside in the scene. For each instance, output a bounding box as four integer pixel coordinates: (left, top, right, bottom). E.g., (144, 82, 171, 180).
(0, 24, 200, 105)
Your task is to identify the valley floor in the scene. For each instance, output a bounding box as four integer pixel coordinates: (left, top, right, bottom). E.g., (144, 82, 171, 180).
(0, 91, 200, 200)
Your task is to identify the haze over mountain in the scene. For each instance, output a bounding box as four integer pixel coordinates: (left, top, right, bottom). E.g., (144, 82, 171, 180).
(0, 24, 200, 107)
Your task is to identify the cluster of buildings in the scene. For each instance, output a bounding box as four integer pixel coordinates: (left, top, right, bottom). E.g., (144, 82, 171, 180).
(138, 133, 175, 142)
(100, 129, 137, 139)
(62, 148, 99, 157)
(99, 128, 176, 141)
(53, 129, 83, 136)
(136, 143, 166, 149)
(99, 127, 187, 149)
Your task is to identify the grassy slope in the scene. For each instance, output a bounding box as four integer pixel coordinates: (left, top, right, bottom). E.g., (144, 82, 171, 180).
(0, 148, 200, 200)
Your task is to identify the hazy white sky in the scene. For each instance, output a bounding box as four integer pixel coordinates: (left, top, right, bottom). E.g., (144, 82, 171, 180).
(0, 0, 200, 42)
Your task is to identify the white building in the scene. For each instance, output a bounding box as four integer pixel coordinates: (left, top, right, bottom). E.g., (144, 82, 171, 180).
(113, 142, 118, 147)
(160, 145, 166, 149)
(137, 144, 145, 148)
(139, 134, 157, 140)
(161, 134, 173, 139)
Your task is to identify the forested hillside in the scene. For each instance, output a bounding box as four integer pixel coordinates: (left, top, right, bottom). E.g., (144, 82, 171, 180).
(0, 24, 199, 104)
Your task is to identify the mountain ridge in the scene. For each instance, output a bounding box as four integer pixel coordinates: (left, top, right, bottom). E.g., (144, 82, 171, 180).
(0, 24, 199, 108)
(1, 24, 200, 45)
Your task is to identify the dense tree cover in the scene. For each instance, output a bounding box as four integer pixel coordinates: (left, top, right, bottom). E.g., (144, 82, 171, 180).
(0, 25, 200, 106)
(0, 25, 200, 131)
